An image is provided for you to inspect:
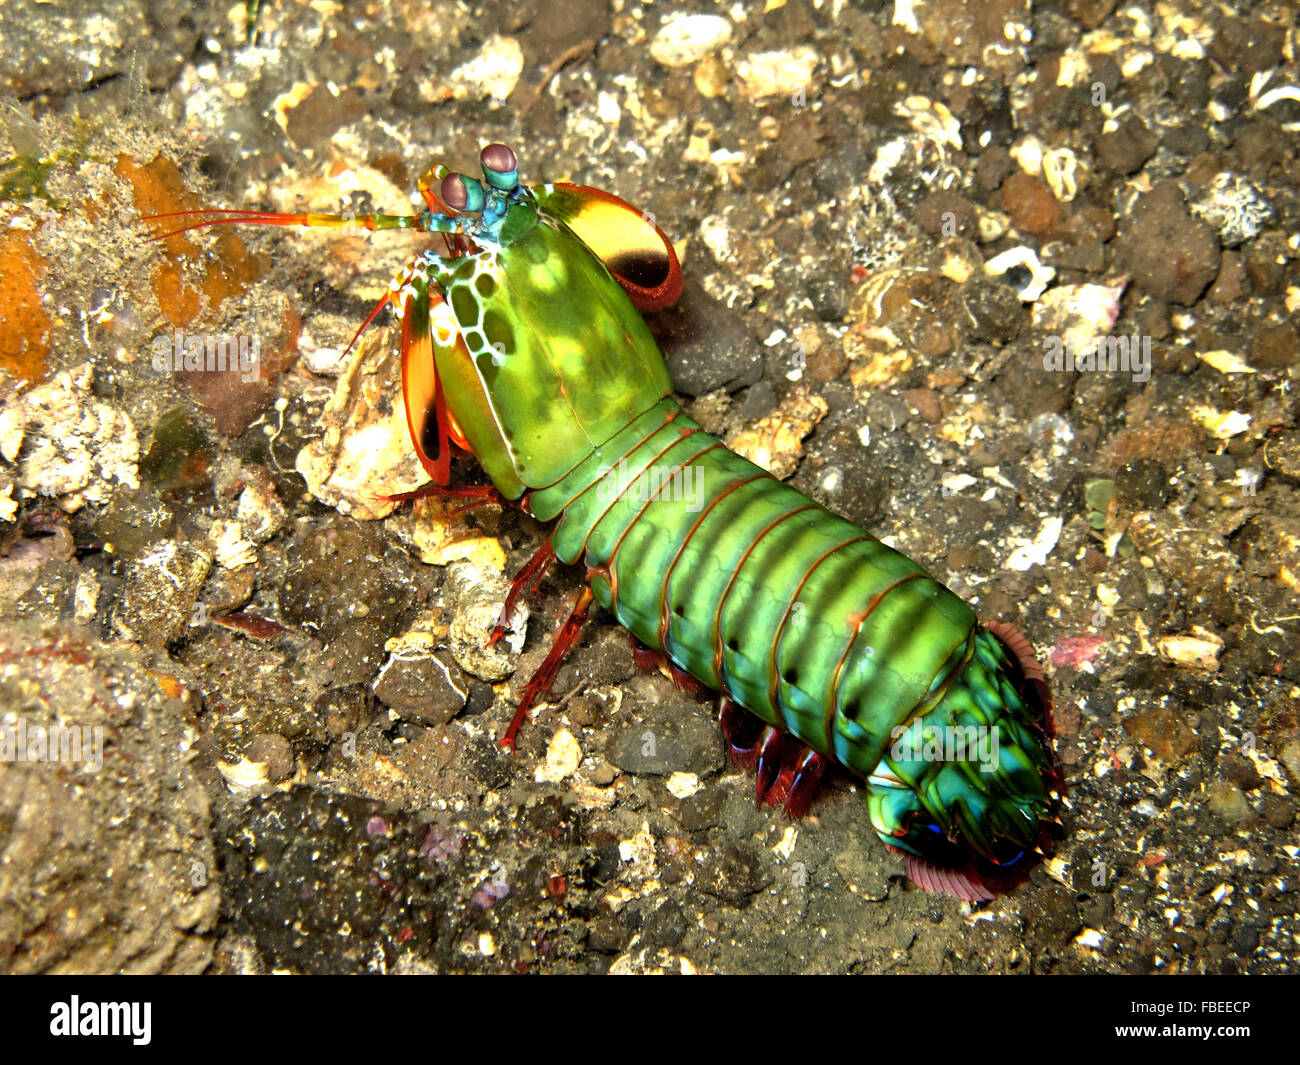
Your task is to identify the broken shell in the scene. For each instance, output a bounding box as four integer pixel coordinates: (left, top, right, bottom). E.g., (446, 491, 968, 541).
(1031, 281, 1126, 348)
(1041, 147, 1084, 202)
(209, 519, 257, 570)
(984, 246, 1055, 301)
(894, 95, 962, 150)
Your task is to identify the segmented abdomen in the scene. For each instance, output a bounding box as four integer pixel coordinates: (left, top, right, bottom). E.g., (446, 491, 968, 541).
(529, 398, 979, 781)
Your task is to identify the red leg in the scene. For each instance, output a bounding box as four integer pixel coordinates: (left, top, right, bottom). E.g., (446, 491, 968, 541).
(782, 749, 829, 818)
(719, 696, 829, 817)
(377, 482, 503, 511)
(500, 584, 593, 751)
(629, 632, 667, 672)
(488, 541, 556, 648)
(719, 696, 763, 769)
(627, 634, 709, 695)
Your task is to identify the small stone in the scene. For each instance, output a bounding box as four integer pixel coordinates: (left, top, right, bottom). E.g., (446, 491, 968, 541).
(1259, 794, 1294, 829)
(1207, 251, 1246, 303)
(915, 191, 977, 240)
(1001, 172, 1067, 240)
(734, 47, 819, 100)
(1205, 781, 1251, 825)
(246, 733, 295, 782)
(446, 35, 523, 102)
(1249, 322, 1299, 369)
(1122, 706, 1199, 762)
(1156, 629, 1224, 672)
(1094, 117, 1158, 175)
(901, 388, 941, 424)
(113, 540, 213, 648)
(535, 728, 582, 784)
(373, 650, 468, 727)
(1279, 739, 1300, 786)
(693, 53, 728, 97)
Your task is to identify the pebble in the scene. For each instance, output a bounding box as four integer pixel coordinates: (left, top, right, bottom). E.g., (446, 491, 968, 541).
(734, 47, 819, 100)
(649, 14, 731, 68)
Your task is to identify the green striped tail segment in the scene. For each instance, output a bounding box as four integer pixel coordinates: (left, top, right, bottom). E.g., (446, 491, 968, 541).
(529, 397, 979, 774)
(530, 400, 1058, 898)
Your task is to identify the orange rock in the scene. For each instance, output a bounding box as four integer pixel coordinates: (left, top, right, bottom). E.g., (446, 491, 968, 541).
(0, 232, 50, 384)
(115, 153, 265, 321)
(1000, 171, 1066, 241)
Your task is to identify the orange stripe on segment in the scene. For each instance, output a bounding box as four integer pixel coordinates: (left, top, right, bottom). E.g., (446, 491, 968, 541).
(547, 408, 684, 521)
(822, 572, 928, 756)
(709, 503, 818, 689)
(580, 424, 700, 605)
(656, 473, 768, 649)
(604, 440, 722, 617)
(766, 535, 873, 731)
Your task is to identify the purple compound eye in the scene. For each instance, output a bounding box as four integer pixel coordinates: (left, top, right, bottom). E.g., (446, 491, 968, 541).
(480, 143, 517, 175)
(440, 173, 469, 212)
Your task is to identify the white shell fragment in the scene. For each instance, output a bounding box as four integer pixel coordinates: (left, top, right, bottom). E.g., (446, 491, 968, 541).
(1004, 516, 1064, 571)
(984, 246, 1055, 301)
(734, 47, 819, 99)
(894, 95, 962, 150)
(666, 772, 700, 799)
(1157, 628, 1224, 672)
(535, 729, 582, 784)
(209, 519, 257, 570)
(445, 35, 523, 103)
(1031, 282, 1125, 350)
(1041, 147, 1084, 202)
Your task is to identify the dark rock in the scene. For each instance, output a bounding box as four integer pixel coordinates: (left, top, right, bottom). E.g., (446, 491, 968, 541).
(606, 680, 725, 777)
(373, 650, 468, 727)
(959, 278, 1023, 345)
(1249, 322, 1299, 369)
(652, 281, 765, 396)
(697, 839, 767, 906)
(0, 623, 218, 973)
(1114, 183, 1220, 305)
(1095, 117, 1158, 175)
(915, 191, 977, 240)
(1021, 886, 1080, 947)
(246, 733, 294, 782)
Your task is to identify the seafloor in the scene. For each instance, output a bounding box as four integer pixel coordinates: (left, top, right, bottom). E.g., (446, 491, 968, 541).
(0, 0, 1297, 974)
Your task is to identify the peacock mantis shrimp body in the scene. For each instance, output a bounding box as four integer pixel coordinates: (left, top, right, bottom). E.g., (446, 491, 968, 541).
(148, 143, 1062, 902)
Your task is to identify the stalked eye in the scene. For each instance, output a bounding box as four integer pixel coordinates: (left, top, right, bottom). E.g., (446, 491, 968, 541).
(480, 143, 517, 175)
(440, 173, 469, 212)
(440, 172, 486, 213)
(479, 143, 519, 192)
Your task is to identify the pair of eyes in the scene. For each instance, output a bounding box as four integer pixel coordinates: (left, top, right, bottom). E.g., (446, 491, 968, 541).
(439, 143, 518, 214)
